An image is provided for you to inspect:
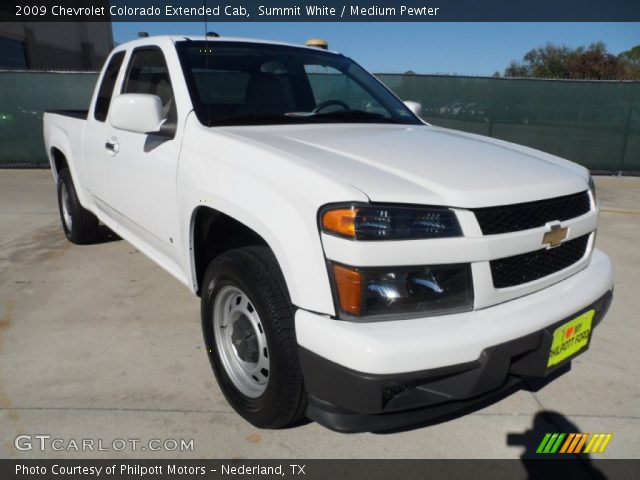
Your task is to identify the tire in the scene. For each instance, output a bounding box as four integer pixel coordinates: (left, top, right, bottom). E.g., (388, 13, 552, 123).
(56, 168, 100, 244)
(201, 246, 307, 428)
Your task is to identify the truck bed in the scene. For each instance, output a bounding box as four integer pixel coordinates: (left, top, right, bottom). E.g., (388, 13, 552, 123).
(43, 110, 89, 179)
(44, 109, 88, 120)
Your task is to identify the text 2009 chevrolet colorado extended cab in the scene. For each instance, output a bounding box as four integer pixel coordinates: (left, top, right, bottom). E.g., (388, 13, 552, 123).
(43, 36, 614, 432)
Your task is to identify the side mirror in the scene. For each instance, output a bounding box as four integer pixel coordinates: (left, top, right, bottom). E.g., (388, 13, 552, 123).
(404, 101, 422, 117)
(109, 94, 165, 135)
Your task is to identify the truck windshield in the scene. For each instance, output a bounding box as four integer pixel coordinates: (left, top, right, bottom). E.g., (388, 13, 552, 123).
(175, 41, 421, 127)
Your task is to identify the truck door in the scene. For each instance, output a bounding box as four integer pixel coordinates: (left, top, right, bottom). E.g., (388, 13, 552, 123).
(103, 46, 182, 264)
(83, 51, 125, 203)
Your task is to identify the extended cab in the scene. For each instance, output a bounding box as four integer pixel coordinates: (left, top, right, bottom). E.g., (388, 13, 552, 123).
(43, 36, 614, 432)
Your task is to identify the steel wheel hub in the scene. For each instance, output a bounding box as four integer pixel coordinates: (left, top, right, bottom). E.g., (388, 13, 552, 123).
(213, 286, 269, 398)
(61, 183, 72, 231)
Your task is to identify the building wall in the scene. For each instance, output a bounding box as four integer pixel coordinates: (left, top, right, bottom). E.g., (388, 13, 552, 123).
(0, 22, 113, 70)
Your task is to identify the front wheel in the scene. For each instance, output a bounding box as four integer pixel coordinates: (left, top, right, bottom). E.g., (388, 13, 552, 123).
(201, 246, 307, 428)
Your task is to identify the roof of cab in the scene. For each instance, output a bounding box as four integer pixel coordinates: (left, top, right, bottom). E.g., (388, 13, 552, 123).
(114, 35, 340, 55)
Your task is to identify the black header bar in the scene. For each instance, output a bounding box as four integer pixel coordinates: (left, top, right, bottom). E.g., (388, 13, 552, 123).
(2, 0, 640, 22)
(2, 459, 640, 480)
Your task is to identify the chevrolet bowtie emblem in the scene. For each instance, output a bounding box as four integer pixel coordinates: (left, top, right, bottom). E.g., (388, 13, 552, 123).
(543, 224, 569, 248)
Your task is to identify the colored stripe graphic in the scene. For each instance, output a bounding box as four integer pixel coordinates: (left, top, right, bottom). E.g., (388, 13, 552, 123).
(550, 433, 566, 453)
(559, 433, 575, 453)
(538, 433, 613, 454)
(584, 434, 601, 454)
(567, 433, 583, 453)
(598, 434, 613, 453)
(536, 433, 552, 453)
(536, 433, 565, 453)
(574, 433, 589, 453)
(543, 433, 559, 453)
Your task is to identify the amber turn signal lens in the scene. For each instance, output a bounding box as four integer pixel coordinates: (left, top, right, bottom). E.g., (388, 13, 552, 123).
(332, 264, 363, 316)
(322, 208, 358, 238)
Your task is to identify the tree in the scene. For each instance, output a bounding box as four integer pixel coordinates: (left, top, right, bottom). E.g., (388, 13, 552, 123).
(504, 60, 532, 78)
(505, 43, 573, 78)
(566, 42, 626, 80)
(618, 45, 640, 80)
(504, 42, 637, 80)
(619, 45, 640, 65)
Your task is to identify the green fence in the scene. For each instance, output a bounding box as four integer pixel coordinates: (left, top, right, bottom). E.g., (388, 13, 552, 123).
(0, 71, 97, 167)
(381, 74, 640, 174)
(0, 71, 638, 173)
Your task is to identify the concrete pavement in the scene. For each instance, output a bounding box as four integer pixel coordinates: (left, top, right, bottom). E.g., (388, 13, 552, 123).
(0, 170, 638, 459)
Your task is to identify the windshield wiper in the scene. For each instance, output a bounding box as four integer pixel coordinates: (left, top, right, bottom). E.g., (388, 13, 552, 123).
(209, 112, 303, 126)
(311, 109, 402, 124)
(208, 110, 403, 126)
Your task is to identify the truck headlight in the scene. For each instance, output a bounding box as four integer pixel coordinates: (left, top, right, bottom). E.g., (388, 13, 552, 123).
(330, 262, 473, 318)
(321, 204, 461, 240)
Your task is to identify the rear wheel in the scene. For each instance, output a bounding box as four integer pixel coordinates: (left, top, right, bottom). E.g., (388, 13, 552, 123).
(56, 168, 99, 244)
(201, 246, 307, 428)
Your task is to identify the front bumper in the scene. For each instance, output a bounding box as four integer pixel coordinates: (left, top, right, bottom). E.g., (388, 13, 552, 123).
(295, 249, 613, 374)
(301, 290, 612, 432)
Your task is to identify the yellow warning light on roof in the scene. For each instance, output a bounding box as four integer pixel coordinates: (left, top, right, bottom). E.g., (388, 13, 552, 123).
(305, 38, 328, 49)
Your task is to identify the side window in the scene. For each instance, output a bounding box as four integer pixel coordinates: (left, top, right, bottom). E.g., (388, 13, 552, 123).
(94, 51, 125, 122)
(122, 48, 176, 122)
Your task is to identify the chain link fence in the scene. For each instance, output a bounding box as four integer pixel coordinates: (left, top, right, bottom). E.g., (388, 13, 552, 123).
(381, 74, 639, 175)
(0, 70, 97, 167)
(0, 70, 638, 173)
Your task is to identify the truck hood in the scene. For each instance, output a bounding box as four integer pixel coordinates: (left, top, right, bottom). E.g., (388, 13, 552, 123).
(221, 123, 589, 208)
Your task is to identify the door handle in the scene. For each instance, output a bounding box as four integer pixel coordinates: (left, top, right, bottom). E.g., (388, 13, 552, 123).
(105, 140, 120, 153)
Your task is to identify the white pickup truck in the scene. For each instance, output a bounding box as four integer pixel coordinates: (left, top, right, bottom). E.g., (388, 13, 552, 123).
(43, 35, 614, 433)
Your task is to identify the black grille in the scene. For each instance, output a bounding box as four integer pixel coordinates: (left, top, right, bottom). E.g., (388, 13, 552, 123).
(474, 191, 591, 235)
(490, 234, 590, 288)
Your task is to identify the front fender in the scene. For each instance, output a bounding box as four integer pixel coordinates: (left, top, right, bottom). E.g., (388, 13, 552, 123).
(177, 119, 368, 315)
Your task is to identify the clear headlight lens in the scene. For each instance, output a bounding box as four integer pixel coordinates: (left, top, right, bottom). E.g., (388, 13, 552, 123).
(321, 204, 462, 240)
(331, 263, 473, 319)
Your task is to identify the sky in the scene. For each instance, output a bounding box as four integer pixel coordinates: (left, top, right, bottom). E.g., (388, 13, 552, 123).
(112, 22, 640, 75)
